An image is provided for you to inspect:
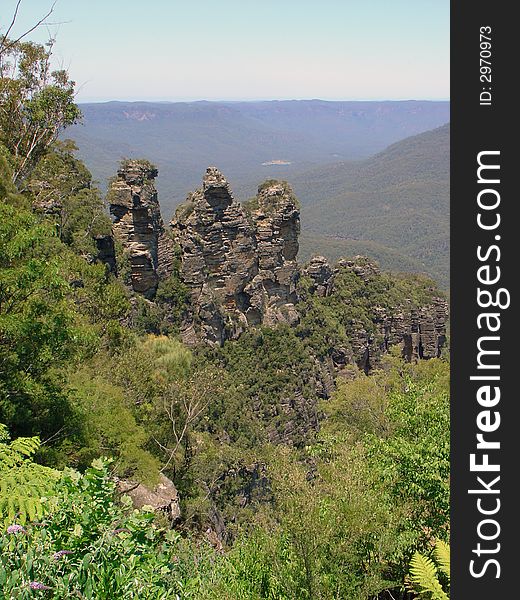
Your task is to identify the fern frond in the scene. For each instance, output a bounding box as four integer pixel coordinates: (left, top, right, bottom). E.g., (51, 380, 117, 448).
(10, 436, 40, 458)
(0, 448, 18, 468)
(0, 425, 9, 443)
(0, 431, 60, 526)
(433, 540, 450, 580)
(408, 552, 449, 600)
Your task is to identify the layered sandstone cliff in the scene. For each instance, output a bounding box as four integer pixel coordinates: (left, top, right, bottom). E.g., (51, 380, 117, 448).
(108, 160, 174, 298)
(170, 169, 300, 344)
(303, 255, 448, 371)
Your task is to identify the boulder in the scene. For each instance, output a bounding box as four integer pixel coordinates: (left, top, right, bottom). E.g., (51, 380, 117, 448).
(117, 474, 181, 522)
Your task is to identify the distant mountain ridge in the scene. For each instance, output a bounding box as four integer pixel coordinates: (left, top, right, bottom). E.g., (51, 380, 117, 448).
(67, 99, 449, 212)
(295, 124, 450, 287)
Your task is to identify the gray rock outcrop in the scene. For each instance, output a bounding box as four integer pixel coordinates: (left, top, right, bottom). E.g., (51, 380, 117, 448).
(117, 474, 181, 522)
(109, 160, 174, 299)
(170, 169, 300, 344)
(247, 180, 300, 328)
(302, 255, 335, 297)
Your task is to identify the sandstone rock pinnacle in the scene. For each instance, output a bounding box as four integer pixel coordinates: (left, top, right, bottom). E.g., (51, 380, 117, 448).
(170, 169, 300, 344)
(109, 160, 174, 298)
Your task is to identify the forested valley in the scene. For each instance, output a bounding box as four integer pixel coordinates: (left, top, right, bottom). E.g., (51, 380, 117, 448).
(0, 34, 449, 600)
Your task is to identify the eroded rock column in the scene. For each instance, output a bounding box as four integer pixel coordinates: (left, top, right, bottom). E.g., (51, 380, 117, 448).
(170, 170, 301, 344)
(170, 167, 258, 344)
(109, 160, 173, 299)
(248, 181, 300, 327)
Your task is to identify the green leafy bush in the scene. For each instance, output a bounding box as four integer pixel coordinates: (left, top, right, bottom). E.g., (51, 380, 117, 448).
(0, 458, 185, 599)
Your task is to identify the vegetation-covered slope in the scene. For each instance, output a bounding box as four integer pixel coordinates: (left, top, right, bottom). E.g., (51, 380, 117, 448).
(294, 124, 450, 287)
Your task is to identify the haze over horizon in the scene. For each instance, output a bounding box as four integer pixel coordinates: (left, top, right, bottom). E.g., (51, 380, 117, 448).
(3, 0, 450, 102)
(77, 97, 450, 104)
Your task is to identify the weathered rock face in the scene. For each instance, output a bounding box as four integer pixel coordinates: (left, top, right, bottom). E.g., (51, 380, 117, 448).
(382, 297, 448, 361)
(302, 255, 334, 297)
(109, 161, 174, 299)
(248, 181, 300, 328)
(304, 255, 448, 372)
(170, 169, 300, 344)
(370, 299, 448, 369)
(170, 168, 257, 344)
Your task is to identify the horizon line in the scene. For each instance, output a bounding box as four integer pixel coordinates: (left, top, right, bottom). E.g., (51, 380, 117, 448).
(77, 97, 451, 104)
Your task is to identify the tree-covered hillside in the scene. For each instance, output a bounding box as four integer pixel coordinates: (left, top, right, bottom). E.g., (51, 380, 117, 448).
(295, 124, 450, 287)
(1, 31, 449, 600)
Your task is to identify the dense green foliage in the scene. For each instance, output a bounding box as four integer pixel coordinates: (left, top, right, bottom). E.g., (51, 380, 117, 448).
(216, 326, 320, 446)
(28, 139, 112, 257)
(0, 165, 130, 450)
(0, 31, 449, 599)
(0, 194, 83, 441)
(0, 458, 186, 598)
(1, 355, 449, 598)
(0, 425, 60, 527)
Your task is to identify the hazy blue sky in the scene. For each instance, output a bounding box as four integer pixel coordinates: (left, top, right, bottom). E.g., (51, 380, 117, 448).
(2, 0, 449, 102)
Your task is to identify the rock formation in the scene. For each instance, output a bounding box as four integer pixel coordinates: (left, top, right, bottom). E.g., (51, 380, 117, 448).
(302, 255, 335, 297)
(304, 255, 448, 371)
(107, 162, 448, 365)
(170, 168, 300, 344)
(247, 180, 300, 328)
(370, 299, 447, 367)
(109, 160, 174, 299)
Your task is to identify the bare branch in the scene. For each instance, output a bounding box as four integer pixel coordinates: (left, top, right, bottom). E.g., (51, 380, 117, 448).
(0, 1, 57, 56)
(155, 375, 215, 474)
(41, 425, 65, 445)
(1, 0, 23, 44)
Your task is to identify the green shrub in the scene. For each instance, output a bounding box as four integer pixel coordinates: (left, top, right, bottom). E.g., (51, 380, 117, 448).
(0, 458, 185, 599)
